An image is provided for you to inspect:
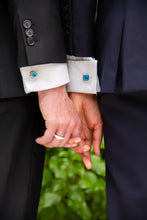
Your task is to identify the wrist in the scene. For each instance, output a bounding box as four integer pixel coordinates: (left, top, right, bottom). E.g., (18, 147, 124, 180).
(69, 92, 96, 100)
(38, 85, 67, 97)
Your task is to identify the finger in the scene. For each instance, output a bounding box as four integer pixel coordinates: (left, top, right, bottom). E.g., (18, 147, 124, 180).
(66, 137, 81, 145)
(79, 151, 92, 170)
(71, 145, 91, 153)
(46, 120, 81, 148)
(85, 139, 92, 148)
(45, 139, 64, 148)
(45, 129, 66, 148)
(46, 138, 80, 148)
(65, 138, 88, 150)
(64, 143, 79, 148)
(51, 127, 73, 147)
(45, 143, 78, 148)
(93, 123, 103, 156)
(36, 126, 56, 146)
(70, 137, 90, 152)
(58, 120, 80, 147)
(71, 119, 81, 138)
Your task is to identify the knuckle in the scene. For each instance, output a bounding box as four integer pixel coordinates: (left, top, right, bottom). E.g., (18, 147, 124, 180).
(61, 140, 67, 146)
(98, 122, 103, 130)
(77, 119, 81, 128)
(70, 120, 76, 129)
(59, 118, 69, 127)
(51, 119, 59, 127)
(99, 120, 103, 126)
(65, 117, 71, 125)
(95, 121, 103, 129)
(55, 121, 60, 127)
(45, 121, 50, 128)
(62, 121, 69, 128)
(51, 115, 59, 124)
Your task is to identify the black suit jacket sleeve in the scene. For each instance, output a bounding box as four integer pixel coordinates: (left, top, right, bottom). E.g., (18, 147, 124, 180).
(60, 0, 97, 57)
(8, 0, 67, 67)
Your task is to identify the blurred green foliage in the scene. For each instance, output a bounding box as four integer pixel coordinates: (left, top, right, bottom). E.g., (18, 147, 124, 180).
(37, 139, 107, 220)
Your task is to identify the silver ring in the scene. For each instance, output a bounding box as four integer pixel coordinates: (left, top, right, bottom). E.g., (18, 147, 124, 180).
(54, 134, 65, 140)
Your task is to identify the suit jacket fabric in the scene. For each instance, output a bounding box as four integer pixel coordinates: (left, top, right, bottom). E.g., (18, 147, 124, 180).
(62, 0, 147, 93)
(0, 0, 66, 98)
(1, 0, 147, 97)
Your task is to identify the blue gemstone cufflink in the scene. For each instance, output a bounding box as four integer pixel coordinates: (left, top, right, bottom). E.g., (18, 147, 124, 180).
(30, 71, 37, 78)
(83, 74, 89, 81)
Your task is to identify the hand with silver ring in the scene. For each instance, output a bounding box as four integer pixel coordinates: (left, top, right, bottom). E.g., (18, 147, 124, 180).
(54, 134, 64, 140)
(52, 133, 82, 148)
(36, 85, 81, 148)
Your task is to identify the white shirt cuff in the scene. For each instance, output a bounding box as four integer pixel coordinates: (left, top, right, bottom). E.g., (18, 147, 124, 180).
(66, 55, 100, 94)
(20, 63, 70, 94)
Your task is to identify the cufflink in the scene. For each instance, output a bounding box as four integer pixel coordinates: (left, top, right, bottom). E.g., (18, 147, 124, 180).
(83, 75, 90, 81)
(30, 71, 37, 78)
(23, 20, 32, 29)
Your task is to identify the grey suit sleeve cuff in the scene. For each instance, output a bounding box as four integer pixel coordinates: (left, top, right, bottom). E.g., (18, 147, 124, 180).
(66, 56, 100, 94)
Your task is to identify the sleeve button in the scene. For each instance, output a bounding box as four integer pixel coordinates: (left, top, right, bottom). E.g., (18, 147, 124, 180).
(23, 20, 32, 29)
(26, 37, 35, 46)
(25, 28, 34, 37)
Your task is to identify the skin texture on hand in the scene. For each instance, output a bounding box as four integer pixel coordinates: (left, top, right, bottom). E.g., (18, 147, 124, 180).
(69, 93, 103, 169)
(36, 86, 81, 148)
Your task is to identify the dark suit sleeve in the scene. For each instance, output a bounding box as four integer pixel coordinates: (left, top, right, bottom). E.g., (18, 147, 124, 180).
(8, 0, 67, 67)
(60, 0, 97, 57)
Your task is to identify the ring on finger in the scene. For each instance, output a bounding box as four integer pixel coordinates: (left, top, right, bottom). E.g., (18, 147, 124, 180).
(54, 134, 65, 140)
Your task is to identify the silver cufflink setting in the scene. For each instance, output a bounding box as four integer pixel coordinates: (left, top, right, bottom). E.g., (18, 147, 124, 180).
(23, 20, 36, 46)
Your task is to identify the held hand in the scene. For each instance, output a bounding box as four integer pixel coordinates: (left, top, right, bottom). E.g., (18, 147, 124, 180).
(69, 93, 103, 169)
(36, 86, 81, 148)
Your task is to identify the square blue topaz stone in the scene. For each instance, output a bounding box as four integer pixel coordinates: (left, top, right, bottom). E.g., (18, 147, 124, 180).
(83, 74, 89, 81)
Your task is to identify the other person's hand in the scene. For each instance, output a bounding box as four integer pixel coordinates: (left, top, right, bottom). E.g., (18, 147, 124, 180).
(69, 93, 103, 169)
(36, 86, 81, 148)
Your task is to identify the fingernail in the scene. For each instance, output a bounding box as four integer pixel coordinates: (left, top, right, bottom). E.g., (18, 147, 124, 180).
(71, 144, 78, 147)
(83, 149, 89, 152)
(86, 162, 92, 170)
(83, 147, 90, 152)
(75, 138, 81, 143)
